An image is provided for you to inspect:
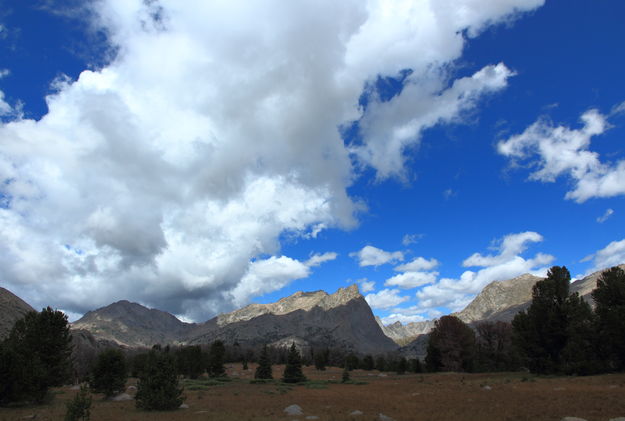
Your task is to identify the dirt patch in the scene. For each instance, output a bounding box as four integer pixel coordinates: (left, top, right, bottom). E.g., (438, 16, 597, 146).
(2, 365, 625, 421)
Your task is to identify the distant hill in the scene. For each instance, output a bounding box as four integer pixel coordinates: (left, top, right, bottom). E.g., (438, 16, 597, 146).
(72, 300, 194, 348)
(0, 287, 35, 339)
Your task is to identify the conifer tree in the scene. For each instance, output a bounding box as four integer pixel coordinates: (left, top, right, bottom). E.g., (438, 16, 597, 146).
(282, 343, 307, 383)
(135, 350, 184, 411)
(90, 349, 128, 398)
(207, 340, 226, 378)
(592, 266, 625, 370)
(254, 345, 273, 380)
(341, 366, 350, 383)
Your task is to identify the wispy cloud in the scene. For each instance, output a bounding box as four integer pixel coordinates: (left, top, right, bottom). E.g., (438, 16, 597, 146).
(597, 208, 614, 223)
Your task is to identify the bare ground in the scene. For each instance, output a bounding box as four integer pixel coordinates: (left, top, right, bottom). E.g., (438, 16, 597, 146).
(2, 364, 625, 421)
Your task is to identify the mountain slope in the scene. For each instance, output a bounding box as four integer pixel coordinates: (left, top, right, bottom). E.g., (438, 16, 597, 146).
(376, 317, 435, 346)
(186, 285, 397, 354)
(0, 287, 36, 339)
(71, 300, 194, 348)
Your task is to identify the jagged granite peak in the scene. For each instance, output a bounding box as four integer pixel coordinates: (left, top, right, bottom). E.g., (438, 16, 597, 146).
(217, 284, 362, 326)
(375, 316, 436, 346)
(454, 273, 543, 323)
(0, 287, 36, 339)
(72, 300, 193, 348)
(571, 263, 625, 305)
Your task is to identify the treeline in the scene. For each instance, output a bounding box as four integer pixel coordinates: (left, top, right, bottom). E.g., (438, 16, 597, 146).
(425, 265, 625, 376)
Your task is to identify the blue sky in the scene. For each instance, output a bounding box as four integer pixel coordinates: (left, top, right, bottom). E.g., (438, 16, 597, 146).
(0, 0, 624, 324)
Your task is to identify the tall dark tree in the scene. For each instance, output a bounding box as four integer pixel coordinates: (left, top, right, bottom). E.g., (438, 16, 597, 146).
(592, 266, 625, 371)
(90, 349, 128, 398)
(425, 315, 475, 372)
(375, 355, 386, 372)
(0, 307, 73, 405)
(396, 357, 408, 375)
(512, 266, 599, 375)
(254, 345, 273, 380)
(314, 349, 327, 371)
(474, 321, 520, 372)
(344, 353, 359, 371)
(207, 340, 226, 378)
(135, 350, 184, 411)
(282, 343, 307, 383)
(176, 346, 204, 379)
(361, 355, 374, 371)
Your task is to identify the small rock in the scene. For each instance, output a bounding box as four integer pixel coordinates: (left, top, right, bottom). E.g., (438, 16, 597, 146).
(69, 385, 80, 390)
(126, 385, 137, 391)
(561, 418, 587, 421)
(179, 403, 189, 409)
(608, 385, 619, 389)
(608, 418, 625, 421)
(305, 417, 319, 420)
(20, 415, 37, 420)
(112, 393, 133, 401)
(411, 392, 420, 396)
(378, 413, 396, 421)
(482, 385, 492, 390)
(349, 410, 364, 416)
(378, 373, 387, 377)
(284, 404, 304, 416)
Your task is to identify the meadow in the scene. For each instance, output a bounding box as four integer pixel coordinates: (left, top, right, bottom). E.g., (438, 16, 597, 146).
(1, 364, 624, 421)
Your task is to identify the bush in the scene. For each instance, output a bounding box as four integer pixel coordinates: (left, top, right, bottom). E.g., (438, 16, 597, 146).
(90, 349, 128, 398)
(135, 350, 184, 411)
(65, 384, 91, 421)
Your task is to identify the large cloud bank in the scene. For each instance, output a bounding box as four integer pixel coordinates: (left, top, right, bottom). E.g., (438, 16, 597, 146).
(0, 0, 543, 320)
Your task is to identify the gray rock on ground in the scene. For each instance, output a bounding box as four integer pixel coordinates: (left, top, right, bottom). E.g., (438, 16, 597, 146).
(378, 414, 396, 421)
(112, 393, 133, 401)
(560, 418, 587, 421)
(284, 404, 304, 416)
(349, 410, 364, 416)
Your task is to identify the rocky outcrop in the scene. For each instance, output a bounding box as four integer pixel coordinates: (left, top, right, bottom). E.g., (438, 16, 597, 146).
(376, 317, 435, 346)
(71, 300, 194, 348)
(570, 264, 625, 306)
(186, 286, 397, 354)
(454, 273, 543, 323)
(0, 287, 35, 339)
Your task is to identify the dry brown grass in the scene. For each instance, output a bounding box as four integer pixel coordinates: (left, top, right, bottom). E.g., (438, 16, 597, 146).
(2, 364, 625, 421)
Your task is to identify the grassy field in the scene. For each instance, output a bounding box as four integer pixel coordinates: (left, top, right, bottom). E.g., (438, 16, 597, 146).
(2, 364, 625, 421)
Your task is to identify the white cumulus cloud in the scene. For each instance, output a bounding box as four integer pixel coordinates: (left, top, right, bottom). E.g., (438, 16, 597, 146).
(498, 107, 625, 202)
(385, 271, 438, 289)
(0, 0, 544, 320)
(365, 288, 410, 310)
(305, 252, 338, 267)
(586, 239, 625, 274)
(351, 245, 404, 267)
(395, 257, 439, 272)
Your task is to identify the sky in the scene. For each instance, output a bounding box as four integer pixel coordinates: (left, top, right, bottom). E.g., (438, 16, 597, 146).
(0, 0, 624, 325)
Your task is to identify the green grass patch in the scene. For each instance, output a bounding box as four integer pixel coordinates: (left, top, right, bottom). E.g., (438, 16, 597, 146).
(183, 378, 230, 390)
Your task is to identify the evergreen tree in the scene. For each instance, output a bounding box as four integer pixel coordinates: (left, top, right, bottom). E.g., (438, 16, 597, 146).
(207, 340, 226, 378)
(361, 355, 374, 371)
(135, 350, 184, 411)
(396, 357, 408, 375)
(254, 345, 273, 380)
(425, 315, 475, 372)
(176, 346, 204, 379)
(409, 358, 423, 373)
(90, 349, 128, 398)
(314, 349, 327, 371)
(282, 343, 307, 383)
(474, 321, 520, 372)
(64, 384, 91, 421)
(512, 266, 598, 375)
(0, 307, 73, 405)
(341, 366, 350, 383)
(592, 266, 625, 371)
(375, 355, 386, 372)
(344, 353, 359, 371)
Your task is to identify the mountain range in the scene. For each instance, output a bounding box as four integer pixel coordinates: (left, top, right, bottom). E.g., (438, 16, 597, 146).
(1, 264, 623, 356)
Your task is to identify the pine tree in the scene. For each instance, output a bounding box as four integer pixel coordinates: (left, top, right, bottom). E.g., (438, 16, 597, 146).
(425, 315, 475, 372)
(64, 384, 91, 421)
(90, 349, 128, 398)
(0, 307, 73, 405)
(135, 350, 184, 411)
(396, 357, 408, 375)
(207, 340, 226, 378)
(361, 355, 374, 371)
(282, 343, 307, 383)
(254, 345, 273, 380)
(341, 366, 350, 383)
(592, 266, 625, 371)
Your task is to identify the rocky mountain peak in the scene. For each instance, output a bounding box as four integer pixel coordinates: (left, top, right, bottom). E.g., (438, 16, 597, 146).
(217, 284, 362, 327)
(454, 273, 543, 323)
(0, 287, 36, 339)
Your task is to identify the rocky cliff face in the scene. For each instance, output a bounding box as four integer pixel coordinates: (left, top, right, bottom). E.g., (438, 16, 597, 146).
(454, 273, 543, 323)
(570, 264, 625, 305)
(187, 285, 396, 354)
(71, 300, 194, 348)
(0, 287, 36, 339)
(375, 317, 436, 346)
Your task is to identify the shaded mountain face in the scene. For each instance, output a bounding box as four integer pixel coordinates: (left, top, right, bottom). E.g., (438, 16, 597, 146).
(0, 287, 36, 339)
(71, 300, 194, 348)
(69, 284, 396, 354)
(375, 317, 436, 346)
